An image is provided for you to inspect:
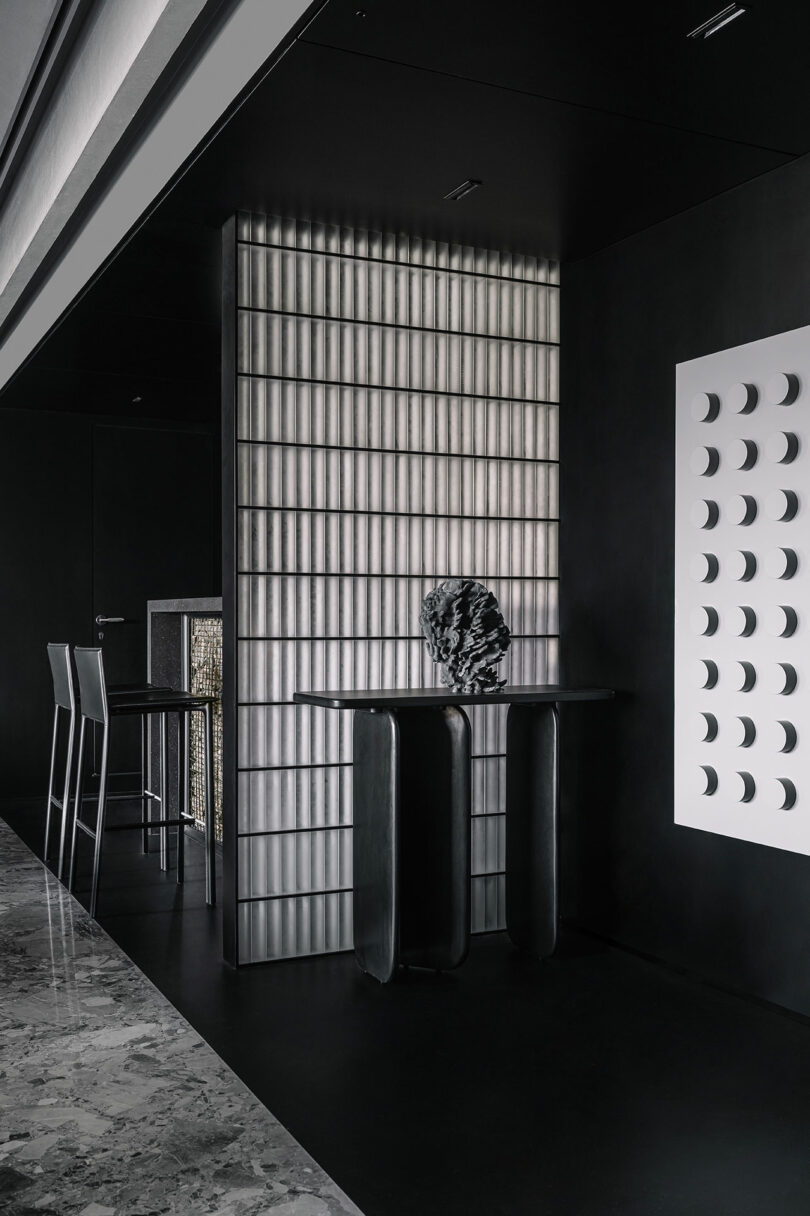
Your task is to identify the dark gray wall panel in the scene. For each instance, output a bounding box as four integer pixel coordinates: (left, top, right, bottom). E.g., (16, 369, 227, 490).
(561, 151, 810, 1016)
(0, 409, 220, 801)
(0, 409, 91, 798)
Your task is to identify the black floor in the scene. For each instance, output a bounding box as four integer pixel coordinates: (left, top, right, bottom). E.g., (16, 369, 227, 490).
(6, 796, 810, 1216)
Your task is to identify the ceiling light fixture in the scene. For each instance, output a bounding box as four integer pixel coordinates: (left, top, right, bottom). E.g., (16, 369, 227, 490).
(687, 3, 747, 40)
(443, 178, 482, 202)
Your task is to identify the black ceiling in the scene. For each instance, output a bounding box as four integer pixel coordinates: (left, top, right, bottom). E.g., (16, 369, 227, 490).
(306, 0, 810, 155)
(160, 33, 788, 261)
(0, 218, 221, 419)
(6, 0, 810, 417)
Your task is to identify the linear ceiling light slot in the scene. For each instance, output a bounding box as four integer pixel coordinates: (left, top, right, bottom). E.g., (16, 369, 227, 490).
(443, 178, 482, 202)
(687, 3, 747, 39)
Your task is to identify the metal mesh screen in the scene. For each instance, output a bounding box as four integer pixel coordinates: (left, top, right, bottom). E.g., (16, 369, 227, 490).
(189, 616, 223, 841)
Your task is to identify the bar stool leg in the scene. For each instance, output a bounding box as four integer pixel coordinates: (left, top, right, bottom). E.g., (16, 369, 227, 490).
(89, 723, 110, 920)
(68, 718, 87, 894)
(43, 706, 60, 862)
(159, 711, 168, 871)
(141, 716, 149, 854)
(176, 712, 186, 885)
(57, 708, 76, 882)
(204, 703, 216, 906)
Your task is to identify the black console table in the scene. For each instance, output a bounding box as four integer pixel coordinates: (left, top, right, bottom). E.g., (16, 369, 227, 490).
(293, 686, 613, 982)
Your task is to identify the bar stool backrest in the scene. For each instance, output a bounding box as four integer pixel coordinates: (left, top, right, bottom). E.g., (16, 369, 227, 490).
(47, 643, 74, 711)
(74, 647, 109, 725)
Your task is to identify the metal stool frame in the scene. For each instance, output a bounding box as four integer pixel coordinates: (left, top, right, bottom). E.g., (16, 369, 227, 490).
(68, 647, 216, 919)
(89, 685, 172, 856)
(44, 644, 77, 880)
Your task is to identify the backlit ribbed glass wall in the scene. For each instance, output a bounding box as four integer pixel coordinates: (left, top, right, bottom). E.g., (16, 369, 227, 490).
(231, 211, 559, 964)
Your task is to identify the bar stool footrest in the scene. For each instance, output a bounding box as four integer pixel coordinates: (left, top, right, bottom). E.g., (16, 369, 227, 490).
(105, 816, 195, 832)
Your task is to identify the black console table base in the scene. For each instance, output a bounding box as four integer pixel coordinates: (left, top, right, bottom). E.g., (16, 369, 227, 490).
(506, 703, 559, 959)
(354, 706, 470, 982)
(294, 686, 613, 982)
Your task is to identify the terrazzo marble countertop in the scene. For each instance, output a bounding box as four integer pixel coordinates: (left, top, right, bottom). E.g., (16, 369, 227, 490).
(0, 818, 364, 1216)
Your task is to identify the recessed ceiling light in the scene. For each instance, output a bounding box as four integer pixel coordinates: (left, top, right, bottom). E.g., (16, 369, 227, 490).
(443, 178, 482, 202)
(687, 3, 747, 40)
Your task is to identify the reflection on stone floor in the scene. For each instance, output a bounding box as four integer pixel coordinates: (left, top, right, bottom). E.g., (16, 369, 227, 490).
(0, 818, 363, 1216)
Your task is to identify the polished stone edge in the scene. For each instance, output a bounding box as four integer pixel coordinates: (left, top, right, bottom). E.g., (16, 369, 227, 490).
(147, 597, 223, 614)
(0, 815, 365, 1216)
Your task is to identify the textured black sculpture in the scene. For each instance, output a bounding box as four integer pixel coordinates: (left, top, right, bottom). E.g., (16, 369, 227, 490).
(419, 579, 511, 693)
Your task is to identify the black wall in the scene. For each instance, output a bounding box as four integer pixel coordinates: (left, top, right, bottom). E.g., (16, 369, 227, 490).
(1, 411, 91, 800)
(561, 151, 810, 1017)
(0, 408, 220, 800)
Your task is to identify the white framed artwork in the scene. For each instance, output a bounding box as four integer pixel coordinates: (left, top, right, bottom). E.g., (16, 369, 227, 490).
(676, 324, 810, 853)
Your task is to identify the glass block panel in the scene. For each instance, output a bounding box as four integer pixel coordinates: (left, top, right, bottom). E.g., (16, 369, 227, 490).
(238, 764, 353, 834)
(237, 243, 558, 342)
(237, 508, 557, 580)
(237, 891, 353, 963)
(237, 210, 560, 285)
(233, 210, 559, 963)
(472, 757, 506, 817)
(471, 874, 506, 934)
(236, 637, 551, 704)
(237, 443, 555, 519)
(237, 706, 352, 769)
(238, 313, 552, 401)
(471, 814, 505, 877)
(238, 828, 352, 899)
(236, 377, 559, 461)
(236, 573, 556, 641)
(468, 704, 508, 758)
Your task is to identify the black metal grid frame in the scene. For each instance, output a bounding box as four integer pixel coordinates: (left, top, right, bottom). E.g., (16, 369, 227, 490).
(223, 212, 560, 965)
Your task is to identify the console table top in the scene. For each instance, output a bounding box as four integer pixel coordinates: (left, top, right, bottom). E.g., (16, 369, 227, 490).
(294, 685, 615, 710)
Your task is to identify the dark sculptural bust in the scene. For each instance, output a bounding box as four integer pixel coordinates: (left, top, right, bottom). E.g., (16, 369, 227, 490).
(419, 579, 511, 694)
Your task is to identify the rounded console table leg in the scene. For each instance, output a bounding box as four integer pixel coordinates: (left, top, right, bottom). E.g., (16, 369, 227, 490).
(353, 709, 400, 983)
(352, 705, 472, 982)
(505, 702, 559, 959)
(397, 705, 471, 972)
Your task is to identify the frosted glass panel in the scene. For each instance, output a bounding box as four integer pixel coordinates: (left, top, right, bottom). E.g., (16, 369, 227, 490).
(236, 378, 559, 461)
(471, 875, 506, 934)
(236, 638, 552, 704)
(237, 508, 557, 579)
(232, 211, 560, 962)
(237, 443, 556, 518)
(238, 210, 559, 284)
(237, 574, 557, 640)
(238, 892, 353, 964)
(238, 828, 352, 900)
(237, 243, 558, 342)
(238, 765, 353, 833)
(238, 312, 551, 401)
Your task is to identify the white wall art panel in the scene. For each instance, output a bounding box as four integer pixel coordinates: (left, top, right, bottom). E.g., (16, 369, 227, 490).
(676, 324, 810, 853)
(231, 210, 559, 963)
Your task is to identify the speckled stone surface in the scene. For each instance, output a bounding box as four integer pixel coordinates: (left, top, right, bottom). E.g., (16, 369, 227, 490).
(0, 818, 364, 1216)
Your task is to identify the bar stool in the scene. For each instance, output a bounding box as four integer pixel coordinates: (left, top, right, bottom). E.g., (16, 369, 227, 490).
(68, 647, 217, 919)
(106, 683, 171, 858)
(44, 644, 76, 881)
(43, 643, 170, 881)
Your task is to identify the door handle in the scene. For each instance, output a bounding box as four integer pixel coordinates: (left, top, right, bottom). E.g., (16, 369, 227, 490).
(95, 615, 126, 625)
